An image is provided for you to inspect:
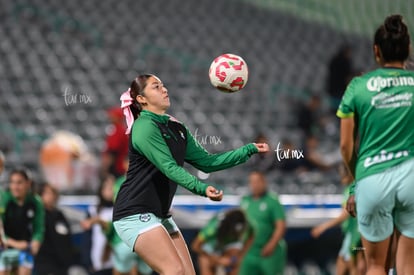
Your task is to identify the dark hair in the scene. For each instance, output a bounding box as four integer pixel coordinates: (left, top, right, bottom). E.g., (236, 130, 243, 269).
(374, 14, 410, 63)
(38, 182, 58, 197)
(217, 209, 247, 248)
(97, 175, 115, 213)
(9, 168, 30, 182)
(129, 74, 154, 119)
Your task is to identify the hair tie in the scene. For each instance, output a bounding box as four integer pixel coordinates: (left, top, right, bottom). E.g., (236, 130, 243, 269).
(120, 88, 134, 134)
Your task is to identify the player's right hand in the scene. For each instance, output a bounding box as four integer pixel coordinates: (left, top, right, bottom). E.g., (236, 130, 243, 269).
(253, 143, 269, 153)
(206, 186, 223, 201)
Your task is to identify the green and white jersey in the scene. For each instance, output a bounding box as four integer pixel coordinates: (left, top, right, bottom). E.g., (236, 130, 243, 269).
(240, 192, 285, 251)
(337, 68, 414, 181)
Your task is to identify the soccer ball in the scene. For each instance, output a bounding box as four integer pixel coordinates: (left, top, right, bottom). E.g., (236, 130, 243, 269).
(209, 53, 248, 93)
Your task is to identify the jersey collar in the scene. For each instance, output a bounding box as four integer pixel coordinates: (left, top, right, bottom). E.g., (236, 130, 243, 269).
(140, 110, 170, 124)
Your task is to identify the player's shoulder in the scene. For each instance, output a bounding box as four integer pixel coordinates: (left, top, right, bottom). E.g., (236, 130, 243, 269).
(0, 190, 13, 205)
(265, 192, 281, 202)
(347, 73, 365, 89)
(132, 115, 161, 137)
(241, 194, 252, 202)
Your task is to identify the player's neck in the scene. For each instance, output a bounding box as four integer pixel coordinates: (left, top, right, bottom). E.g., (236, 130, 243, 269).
(16, 198, 25, 206)
(382, 61, 405, 69)
(252, 190, 267, 199)
(143, 107, 166, 116)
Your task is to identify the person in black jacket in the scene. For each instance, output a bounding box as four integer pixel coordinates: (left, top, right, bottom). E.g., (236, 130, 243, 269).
(34, 183, 74, 275)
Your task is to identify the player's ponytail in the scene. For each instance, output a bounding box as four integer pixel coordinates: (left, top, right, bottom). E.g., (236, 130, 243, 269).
(374, 14, 410, 63)
(120, 74, 153, 134)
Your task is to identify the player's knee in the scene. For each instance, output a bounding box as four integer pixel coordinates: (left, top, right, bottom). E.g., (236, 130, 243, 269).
(172, 265, 185, 275)
(162, 262, 185, 275)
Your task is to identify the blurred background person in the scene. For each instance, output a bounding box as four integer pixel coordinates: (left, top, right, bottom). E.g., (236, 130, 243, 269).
(0, 152, 4, 178)
(39, 131, 99, 193)
(101, 107, 129, 179)
(191, 208, 248, 275)
(82, 217, 152, 275)
(0, 169, 44, 275)
(296, 94, 323, 137)
(0, 151, 5, 190)
(326, 44, 354, 113)
(301, 135, 335, 172)
(247, 133, 276, 174)
(82, 161, 152, 275)
(34, 183, 75, 275)
(82, 176, 115, 275)
(275, 138, 307, 174)
(311, 164, 362, 275)
(240, 171, 287, 275)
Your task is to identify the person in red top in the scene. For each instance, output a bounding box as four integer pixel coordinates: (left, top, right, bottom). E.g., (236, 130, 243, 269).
(102, 107, 129, 178)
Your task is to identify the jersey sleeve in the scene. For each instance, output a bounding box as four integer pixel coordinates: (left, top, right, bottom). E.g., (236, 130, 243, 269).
(132, 119, 209, 197)
(32, 195, 45, 242)
(269, 194, 285, 222)
(184, 127, 258, 173)
(337, 77, 357, 118)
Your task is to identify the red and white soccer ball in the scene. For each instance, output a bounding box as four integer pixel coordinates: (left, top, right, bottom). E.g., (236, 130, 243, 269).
(209, 53, 248, 93)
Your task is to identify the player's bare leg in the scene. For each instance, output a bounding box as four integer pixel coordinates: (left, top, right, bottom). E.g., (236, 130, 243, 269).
(170, 231, 196, 275)
(361, 236, 391, 275)
(133, 226, 185, 275)
(396, 235, 414, 275)
(17, 267, 31, 275)
(336, 256, 350, 275)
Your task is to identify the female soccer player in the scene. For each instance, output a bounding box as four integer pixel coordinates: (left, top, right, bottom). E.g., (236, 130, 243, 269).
(191, 209, 248, 275)
(112, 74, 269, 275)
(338, 14, 414, 275)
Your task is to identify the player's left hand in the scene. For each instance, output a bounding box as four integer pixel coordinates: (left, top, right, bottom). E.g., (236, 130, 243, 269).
(206, 186, 223, 201)
(254, 143, 269, 153)
(346, 195, 356, 217)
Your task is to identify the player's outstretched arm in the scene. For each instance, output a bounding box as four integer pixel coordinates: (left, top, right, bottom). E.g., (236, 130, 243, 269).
(311, 209, 350, 238)
(185, 128, 268, 173)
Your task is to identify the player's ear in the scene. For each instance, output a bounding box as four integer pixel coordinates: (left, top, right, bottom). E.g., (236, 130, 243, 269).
(136, 94, 147, 106)
(373, 45, 382, 64)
